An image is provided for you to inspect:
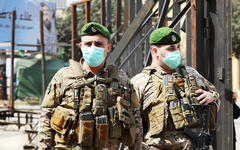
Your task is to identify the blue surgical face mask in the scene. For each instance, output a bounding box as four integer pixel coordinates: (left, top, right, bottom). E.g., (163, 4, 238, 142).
(162, 50, 182, 69)
(82, 46, 105, 67)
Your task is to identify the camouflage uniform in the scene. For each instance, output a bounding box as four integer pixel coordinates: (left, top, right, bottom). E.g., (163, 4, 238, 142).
(39, 60, 142, 150)
(131, 65, 220, 150)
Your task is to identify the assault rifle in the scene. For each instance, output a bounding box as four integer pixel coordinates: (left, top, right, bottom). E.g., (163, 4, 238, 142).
(184, 105, 210, 150)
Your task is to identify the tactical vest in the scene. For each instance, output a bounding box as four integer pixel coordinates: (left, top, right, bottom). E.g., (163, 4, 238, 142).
(143, 66, 217, 138)
(50, 64, 136, 149)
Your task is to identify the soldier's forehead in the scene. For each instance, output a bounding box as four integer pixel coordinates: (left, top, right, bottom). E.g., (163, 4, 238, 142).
(81, 35, 107, 42)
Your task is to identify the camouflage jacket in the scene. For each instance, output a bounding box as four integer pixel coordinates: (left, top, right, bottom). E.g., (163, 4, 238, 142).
(131, 65, 220, 142)
(38, 60, 142, 150)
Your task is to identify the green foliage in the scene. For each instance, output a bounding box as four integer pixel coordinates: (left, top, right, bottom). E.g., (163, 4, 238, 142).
(232, 0, 240, 58)
(56, 0, 105, 62)
(56, 9, 72, 61)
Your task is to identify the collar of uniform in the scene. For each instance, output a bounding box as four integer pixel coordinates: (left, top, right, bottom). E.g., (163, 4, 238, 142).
(146, 65, 167, 75)
(69, 59, 84, 78)
(79, 58, 108, 78)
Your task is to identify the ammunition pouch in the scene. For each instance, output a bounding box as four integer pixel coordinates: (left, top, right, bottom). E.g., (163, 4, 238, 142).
(121, 123, 136, 146)
(92, 84, 107, 116)
(108, 106, 122, 138)
(78, 111, 94, 147)
(80, 86, 92, 112)
(116, 96, 131, 128)
(148, 98, 166, 137)
(52, 64, 139, 148)
(168, 100, 185, 129)
(50, 106, 76, 143)
(115, 96, 136, 146)
(95, 115, 109, 148)
(168, 99, 199, 130)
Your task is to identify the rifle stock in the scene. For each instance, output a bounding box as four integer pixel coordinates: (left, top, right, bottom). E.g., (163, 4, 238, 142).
(184, 105, 210, 150)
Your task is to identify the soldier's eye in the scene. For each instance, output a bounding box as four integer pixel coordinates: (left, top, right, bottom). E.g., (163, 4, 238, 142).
(95, 41, 103, 47)
(85, 42, 92, 46)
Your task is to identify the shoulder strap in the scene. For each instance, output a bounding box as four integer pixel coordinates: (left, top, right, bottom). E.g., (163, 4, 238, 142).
(175, 65, 188, 77)
(105, 64, 119, 81)
(69, 59, 85, 78)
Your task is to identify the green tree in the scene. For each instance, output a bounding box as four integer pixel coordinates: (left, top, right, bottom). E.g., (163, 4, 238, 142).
(56, 0, 118, 61)
(232, 0, 240, 58)
(56, 9, 72, 61)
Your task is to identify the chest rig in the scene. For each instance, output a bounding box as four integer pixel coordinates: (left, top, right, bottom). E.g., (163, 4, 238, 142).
(145, 66, 201, 137)
(50, 65, 135, 148)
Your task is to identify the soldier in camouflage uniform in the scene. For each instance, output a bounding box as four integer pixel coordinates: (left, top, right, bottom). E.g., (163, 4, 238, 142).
(131, 27, 220, 150)
(38, 22, 142, 150)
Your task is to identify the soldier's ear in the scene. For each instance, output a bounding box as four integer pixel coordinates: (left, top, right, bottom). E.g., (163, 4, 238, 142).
(151, 47, 158, 54)
(107, 43, 112, 53)
(79, 42, 82, 50)
(151, 46, 160, 60)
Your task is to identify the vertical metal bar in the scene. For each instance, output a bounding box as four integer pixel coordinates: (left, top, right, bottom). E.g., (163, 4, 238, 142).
(144, 20, 152, 67)
(129, 0, 135, 23)
(225, 0, 233, 148)
(116, 0, 122, 42)
(169, 1, 191, 29)
(107, 0, 112, 32)
(136, 0, 143, 73)
(145, 0, 170, 67)
(25, 113, 28, 124)
(136, 0, 142, 12)
(40, 11, 46, 99)
(114, 0, 122, 66)
(157, 0, 170, 28)
(191, 0, 205, 75)
(30, 113, 33, 123)
(71, 4, 77, 60)
(186, 8, 192, 66)
(123, 0, 129, 32)
(210, 0, 232, 149)
(128, 0, 135, 77)
(107, 0, 157, 65)
(158, 0, 165, 17)
(203, 0, 210, 80)
(173, 0, 180, 32)
(100, 0, 106, 25)
(121, 0, 129, 73)
(85, 1, 91, 23)
(17, 112, 20, 129)
(190, 0, 197, 69)
(10, 10, 15, 115)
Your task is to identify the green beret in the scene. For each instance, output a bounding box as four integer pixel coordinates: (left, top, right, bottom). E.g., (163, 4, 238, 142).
(81, 22, 110, 39)
(150, 27, 181, 45)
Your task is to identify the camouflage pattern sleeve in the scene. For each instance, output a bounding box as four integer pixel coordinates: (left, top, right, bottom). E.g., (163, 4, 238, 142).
(132, 108, 143, 150)
(38, 108, 54, 150)
(118, 69, 143, 150)
(186, 66, 220, 110)
(38, 69, 64, 150)
(131, 73, 156, 150)
(129, 88, 143, 150)
(130, 73, 152, 111)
